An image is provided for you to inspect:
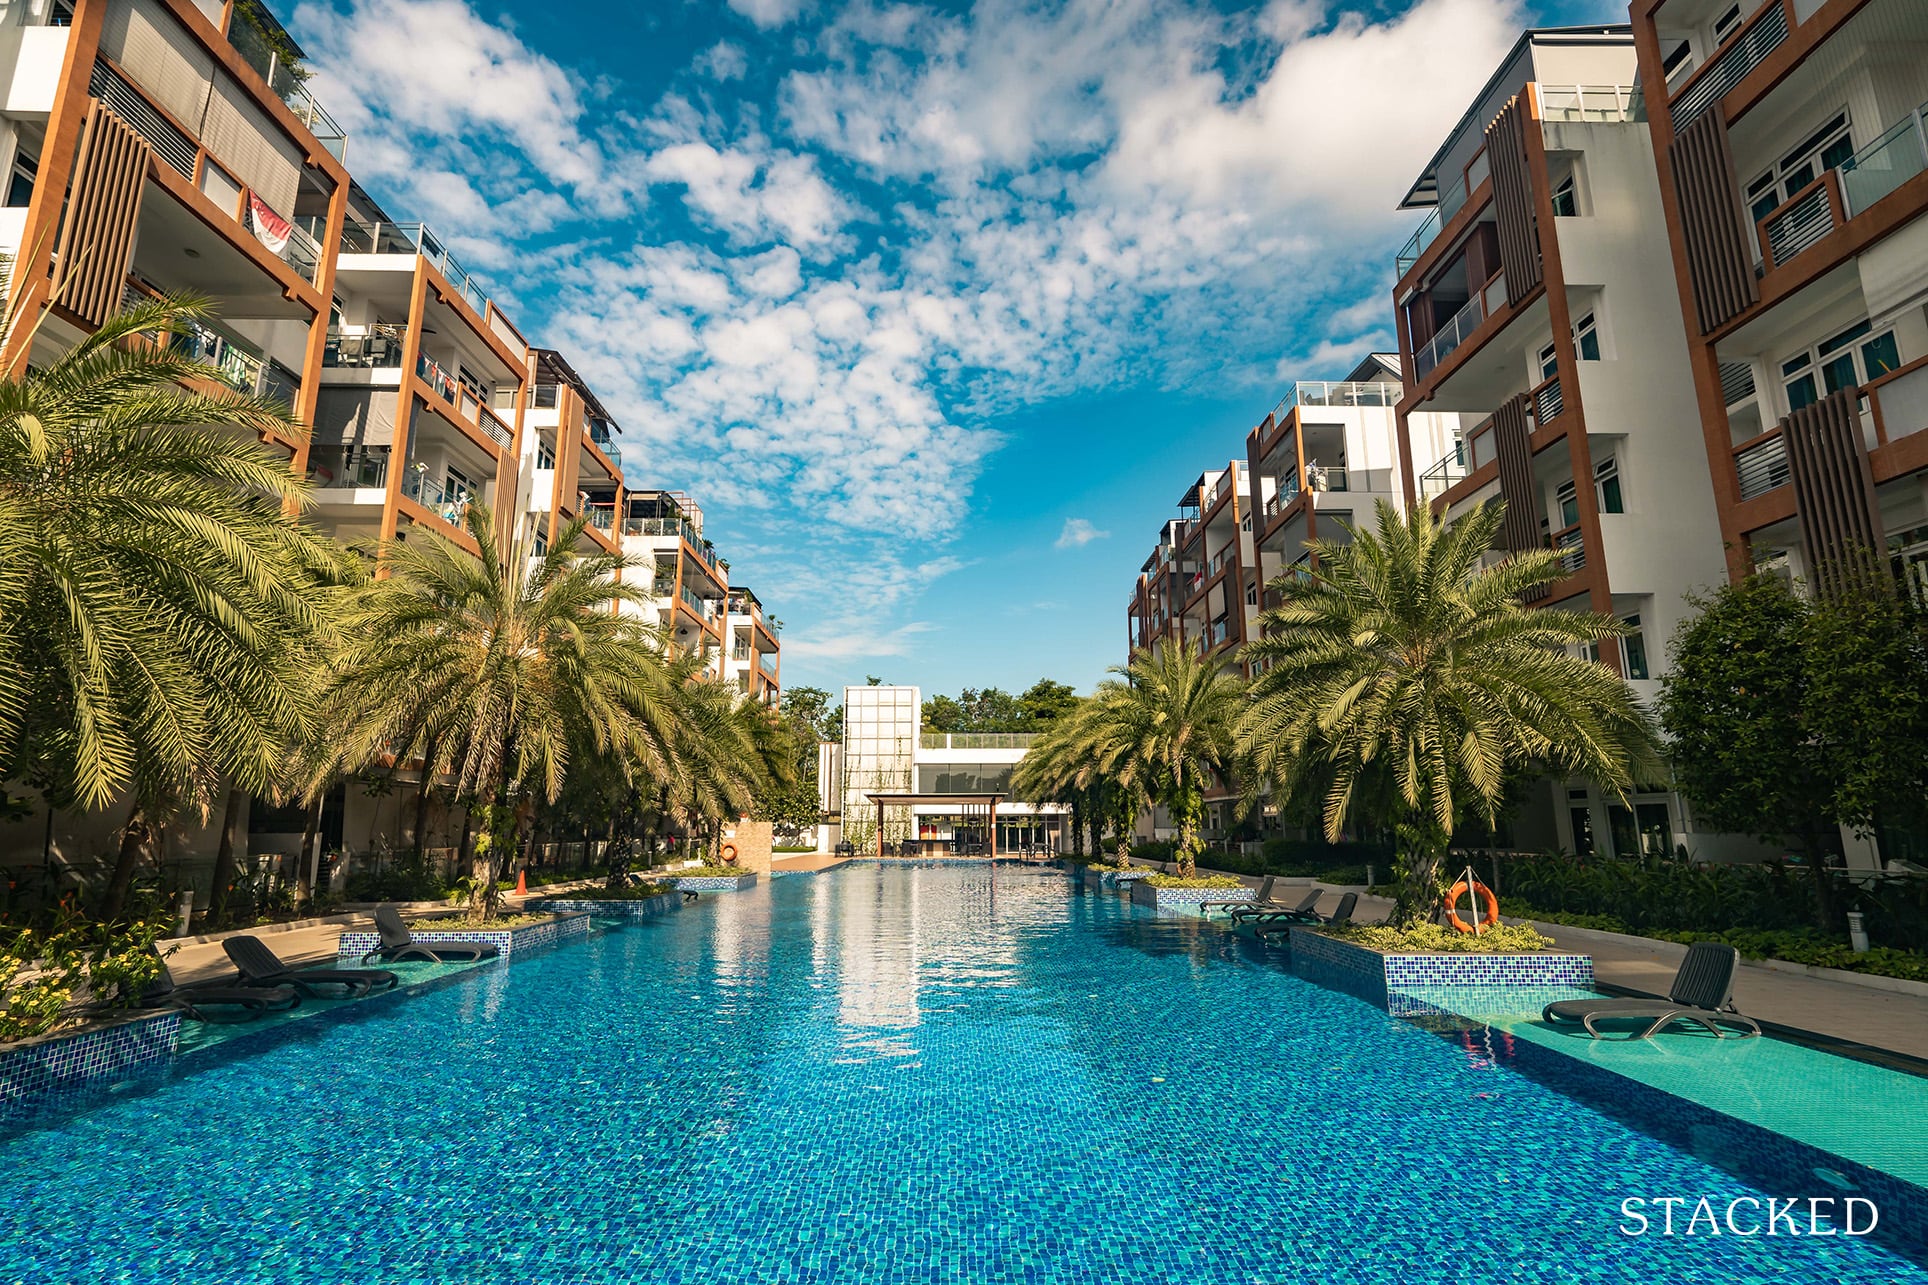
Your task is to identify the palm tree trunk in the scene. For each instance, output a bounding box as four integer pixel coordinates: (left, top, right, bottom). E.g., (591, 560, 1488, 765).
(410, 771, 434, 863)
(100, 802, 152, 921)
(1802, 828, 1839, 933)
(206, 788, 245, 925)
(293, 796, 323, 911)
(1391, 828, 1448, 929)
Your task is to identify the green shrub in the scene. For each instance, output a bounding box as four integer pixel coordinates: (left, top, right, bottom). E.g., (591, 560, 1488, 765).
(1143, 874, 1244, 889)
(413, 913, 553, 930)
(1325, 921, 1555, 954)
(670, 866, 751, 879)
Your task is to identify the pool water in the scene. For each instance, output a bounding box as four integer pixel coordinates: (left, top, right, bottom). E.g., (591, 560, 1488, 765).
(3, 864, 1924, 1284)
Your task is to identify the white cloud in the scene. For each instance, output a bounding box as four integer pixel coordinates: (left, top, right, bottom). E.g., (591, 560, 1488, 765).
(692, 41, 751, 82)
(780, 620, 934, 661)
(1056, 518, 1109, 549)
(728, 0, 812, 32)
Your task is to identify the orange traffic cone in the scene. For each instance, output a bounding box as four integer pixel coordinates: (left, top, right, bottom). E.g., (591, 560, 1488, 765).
(514, 869, 528, 897)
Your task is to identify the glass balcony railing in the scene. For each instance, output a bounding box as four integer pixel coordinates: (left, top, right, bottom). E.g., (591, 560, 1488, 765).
(323, 324, 406, 368)
(401, 470, 472, 527)
(1412, 274, 1506, 381)
(1272, 381, 1400, 420)
(584, 503, 616, 531)
(311, 448, 389, 490)
(1839, 100, 1928, 220)
(337, 219, 491, 316)
(1395, 207, 1443, 278)
(1418, 446, 1469, 502)
(226, 14, 348, 160)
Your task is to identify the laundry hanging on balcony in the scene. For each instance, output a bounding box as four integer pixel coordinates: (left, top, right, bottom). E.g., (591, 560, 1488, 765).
(248, 192, 292, 256)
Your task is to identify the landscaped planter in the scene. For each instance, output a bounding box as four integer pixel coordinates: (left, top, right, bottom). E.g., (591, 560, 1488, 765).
(1081, 866, 1152, 891)
(1287, 927, 1592, 1009)
(673, 873, 757, 892)
(529, 893, 683, 918)
(0, 1010, 181, 1126)
(337, 912, 590, 963)
(1130, 881, 1248, 914)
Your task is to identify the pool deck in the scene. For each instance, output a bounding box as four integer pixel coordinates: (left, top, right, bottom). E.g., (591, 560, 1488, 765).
(1163, 869, 1928, 1065)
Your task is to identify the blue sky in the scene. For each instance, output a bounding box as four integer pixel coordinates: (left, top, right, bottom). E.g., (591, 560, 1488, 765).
(290, 0, 1618, 698)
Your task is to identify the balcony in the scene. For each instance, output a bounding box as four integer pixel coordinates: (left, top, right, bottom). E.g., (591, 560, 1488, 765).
(587, 427, 623, 468)
(1549, 523, 1587, 573)
(1838, 99, 1928, 219)
(417, 353, 513, 450)
(226, 11, 348, 160)
(1734, 431, 1790, 500)
(323, 324, 406, 368)
(679, 585, 718, 623)
(337, 220, 492, 317)
(401, 470, 471, 528)
(311, 447, 388, 490)
(1419, 445, 1470, 502)
(1264, 483, 1300, 519)
(1272, 380, 1399, 417)
(584, 502, 616, 532)
(1536, 84, 1642, 124)
(1306, 464, 1348, 493)
(1669, 1, 1790, 132)
(1412, 273, 1507, 381)
(1756, 172, 1845, 269)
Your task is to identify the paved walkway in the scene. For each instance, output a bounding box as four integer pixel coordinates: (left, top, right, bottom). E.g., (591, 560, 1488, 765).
(1163, 867, 1928, 1063)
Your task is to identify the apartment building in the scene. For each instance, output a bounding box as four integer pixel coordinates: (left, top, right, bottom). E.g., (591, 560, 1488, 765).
(309, 183, 532, 560)
(516, 346, 623, 560)
(1390, 27, 1737, 860)
(1631, 0, 1928, 601)
(723, 586, 781, 707)
(2, 0, 350, 459)
(1126, 462, 1258, 669)
(619, 489, 730, 679)
(1246, 354, 1461, 612)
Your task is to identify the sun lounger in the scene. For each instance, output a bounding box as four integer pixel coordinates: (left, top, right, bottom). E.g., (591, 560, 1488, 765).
(1251, 892, 1357, 939)
(1198, 876, 1277, 916)
(223, 935, 399, 998)
(1542, 941, 1760, 1040)
(1229, 888, 1324, 924)
(136, 959, 301, 1023)
(360, 905, 500, 965)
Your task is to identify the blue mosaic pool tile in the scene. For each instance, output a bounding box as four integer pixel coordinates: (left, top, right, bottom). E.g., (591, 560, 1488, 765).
(532, 893, 683, 918)
(672, 873, 758, 891)
(336, 911, 589, 961)
(0, 1011, 179, 1126)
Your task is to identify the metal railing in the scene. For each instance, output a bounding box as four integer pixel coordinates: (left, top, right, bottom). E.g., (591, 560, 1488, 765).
(401, 471, 471, 526)
(918, 733, 1039, 750)
(1535, 374, 1564, 424)
(1550, 523, 1586, 573)
(1734, 432, 1790, 500)
(177, 319, 264, 395)
(1413, 284, 1495, 380)
(1264, 482, 1300, 518)
(1272, 380, 1399, 418)
(312, 448, 389, 490)
(1306, 464, 1348, 493)
(584, 503, 616, 531)
(337, 220, 490, 316)
(679, 585, 715, 620)
(1418, 447, 1469, 502)
(1669, 1, 1788, 132)
(1761, 176, 1838, 266)
(1719, 360, 1756, 406)
(1839, 100, 1928, 219)
(323, 324, 406, 368)
(1537, 84, 1641, 123)
(226, 15, 348, 160)
(1396, 206, 1444, 277)
(588, 429, 623, 467)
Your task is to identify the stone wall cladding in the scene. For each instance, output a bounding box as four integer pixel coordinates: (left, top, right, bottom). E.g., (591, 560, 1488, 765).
(672, 874, 758, 892)
(1129, 882, 1249, 913)
(1286, 928, 1593, 1007)
(531, 894, 682, 919)
(0, 1011, 181, 1125)
(337, 912, 590, 962)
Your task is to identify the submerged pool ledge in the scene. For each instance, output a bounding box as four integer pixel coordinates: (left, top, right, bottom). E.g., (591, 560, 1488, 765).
(1286, 925, 1593, 1006)
(0, 1010, 182, 1128)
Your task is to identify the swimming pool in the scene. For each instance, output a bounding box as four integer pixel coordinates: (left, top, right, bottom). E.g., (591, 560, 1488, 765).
(3, 863, 1924, 1284)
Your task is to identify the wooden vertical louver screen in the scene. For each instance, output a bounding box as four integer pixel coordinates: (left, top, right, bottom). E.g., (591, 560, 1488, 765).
(1783, 389, 1882, 598)
(1491, 393, 1541, 553)
(1668, 111, 1759, 335)
(51, 101, 151, 328)
(1485, 97, 1542, 307)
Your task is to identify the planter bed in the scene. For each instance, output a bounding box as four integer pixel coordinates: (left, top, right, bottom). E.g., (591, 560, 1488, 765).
(530, 893, 683, 919)
(673, 873, 758, 892)
(1081, 867, 1152, 891)
(337, 912, 590, 963)
(1286, 926, 1593, 1009)
(0, 1010, 182, 1127)
(1130, 881, 1248, 914)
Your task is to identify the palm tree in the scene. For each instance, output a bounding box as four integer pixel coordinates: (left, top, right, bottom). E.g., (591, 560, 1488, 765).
(0, 294, 343, 919)
(1079, 643, 1245, 877)
(1239, 499, 1661, 927)
(320, 509, 681, 916)
(661, 669, 792, 859)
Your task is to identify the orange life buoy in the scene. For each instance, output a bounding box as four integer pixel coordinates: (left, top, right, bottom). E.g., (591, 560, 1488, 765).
(1444, 879, 1501, 932)
(720, 844, 738, 865)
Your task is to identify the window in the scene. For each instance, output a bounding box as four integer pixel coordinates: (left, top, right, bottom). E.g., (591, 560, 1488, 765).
(536, 440, 555, 470)
(1555, 479, 1580, 528)
(1569, 807, 1596, 857)
(1594, 455, 1624, 514)
(1660, 39, 1693, 85)
(1621, 614, 1649, 680)
(1539, 340, 1558, 381)
(445, 465, 474, 503)
(1748, 112, 1853, 224)
(1551, 172, 1578, 218)
(1711, 3, 1743, 44)
(1635, 801, 1674, 856)
(1782, 319, 1900, 410)
(5, 146, 36, 208)
(1573, 312, 1600, 362)
(533, 532, 548, 556)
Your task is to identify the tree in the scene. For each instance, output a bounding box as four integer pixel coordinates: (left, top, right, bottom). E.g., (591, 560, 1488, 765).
(1018, 679, 1079, 725)
(1660, 574, 1928, 928)
(1240, 500, 1660, 927)
(921, 694, 966, 732)
(320, 509, 680, 916)
(0, 293, 344, 920)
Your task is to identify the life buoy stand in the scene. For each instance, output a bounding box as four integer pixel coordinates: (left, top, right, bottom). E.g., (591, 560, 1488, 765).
(720, 844, 738, 865)
(1445, 879, 1501, 932)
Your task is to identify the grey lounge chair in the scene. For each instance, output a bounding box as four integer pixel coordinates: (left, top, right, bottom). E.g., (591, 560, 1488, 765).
(360, 905, 500, 964)
(1199, 876, 1276, 916)
(1252, 892, 1358, 939)
(136, 960, 301, 1023)
(1229, 888, 1324, 924)
(1542, 941, 1761, 1040)
(224, 935, 399, 998)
